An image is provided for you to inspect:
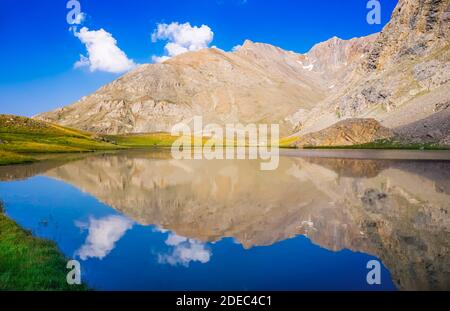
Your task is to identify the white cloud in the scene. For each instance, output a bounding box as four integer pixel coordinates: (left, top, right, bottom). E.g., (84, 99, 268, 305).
(76, 215, 133, 260)
(74, 27, 136, 73)
(151, 22, 214, 63)
(152, 55, 171, 63)
(158, 233, 211, 267)
(74, 54, 89, 68)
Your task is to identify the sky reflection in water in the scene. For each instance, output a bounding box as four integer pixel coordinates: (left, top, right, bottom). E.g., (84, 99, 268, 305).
(0, 150, 448, 290)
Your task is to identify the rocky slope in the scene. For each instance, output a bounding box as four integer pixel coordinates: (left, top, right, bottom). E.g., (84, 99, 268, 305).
(294, 0, 450, 145)
(35, 0, 450, 146)
(300, 34, 378, 83)
(293, 118, 393, 147)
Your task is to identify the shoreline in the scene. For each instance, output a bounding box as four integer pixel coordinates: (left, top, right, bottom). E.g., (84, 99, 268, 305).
(1, 115, 448, 166)
(1, 147, 449, 167)
(0, 200, 88, 291)
(280, 148, 450, 161)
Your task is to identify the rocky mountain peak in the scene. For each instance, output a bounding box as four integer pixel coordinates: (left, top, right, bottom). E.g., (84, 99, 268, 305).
(305, 34, 378, 74)
(367, 0, 450, 71)
(236, 40, 293, 59)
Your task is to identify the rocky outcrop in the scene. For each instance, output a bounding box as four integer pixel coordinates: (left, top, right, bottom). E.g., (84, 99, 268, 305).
(293, 118, 393, 147)
(394, 105, 450, 145)
(367, 0, 450, 71)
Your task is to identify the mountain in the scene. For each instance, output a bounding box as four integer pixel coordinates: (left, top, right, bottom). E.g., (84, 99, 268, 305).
(35, 42, 331, 136)
(34, 36, 374, 137)
(295, 0, 450, 145)
(36, 0, 450, 146)
(299, 34, 378, 82)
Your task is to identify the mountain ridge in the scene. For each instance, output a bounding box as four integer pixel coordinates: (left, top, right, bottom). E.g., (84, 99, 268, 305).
(34, 35, 375, 136)
(35, 0, 450, 147)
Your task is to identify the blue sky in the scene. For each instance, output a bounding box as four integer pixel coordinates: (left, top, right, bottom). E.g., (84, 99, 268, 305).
(0, 0, 398, 117)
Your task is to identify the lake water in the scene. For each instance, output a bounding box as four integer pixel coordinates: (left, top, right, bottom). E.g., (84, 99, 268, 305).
(0, 150, 449, 291)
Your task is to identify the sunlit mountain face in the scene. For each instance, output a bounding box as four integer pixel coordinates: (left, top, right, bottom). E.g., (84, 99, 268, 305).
(1, 150, 448, 290)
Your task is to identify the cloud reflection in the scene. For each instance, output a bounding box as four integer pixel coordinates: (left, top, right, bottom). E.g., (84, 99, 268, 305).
(158, 233, 211, 267)
(76, 215, 133, 260)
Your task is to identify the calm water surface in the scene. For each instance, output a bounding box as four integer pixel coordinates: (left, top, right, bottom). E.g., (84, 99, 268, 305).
(0, 150, 449, 291)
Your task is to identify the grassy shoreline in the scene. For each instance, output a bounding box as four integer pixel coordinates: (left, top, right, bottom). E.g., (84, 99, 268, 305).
(0, 114, 127, 166)
(2, 140, 447, 167)
(1, 114, 448, 166)
(0, 151, 36, 166)
(300, 139, 448, 150)
(0, 200, 88, 291)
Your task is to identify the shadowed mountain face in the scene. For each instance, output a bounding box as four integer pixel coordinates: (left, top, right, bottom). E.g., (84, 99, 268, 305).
(18, 151, 446, 290)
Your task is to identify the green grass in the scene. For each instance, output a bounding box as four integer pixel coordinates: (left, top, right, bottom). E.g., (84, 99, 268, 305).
(0, 133, 119, 153)
(105, 132, 178, 147)
(0, 115, 125, 165)
(1, 114, 447, 167)
(302, 139, 449, 150)
(104, 132, 217, 148)
(0, 151, 36, 166)
(279, 136, 300, 148)
(0, 200, 88, 291)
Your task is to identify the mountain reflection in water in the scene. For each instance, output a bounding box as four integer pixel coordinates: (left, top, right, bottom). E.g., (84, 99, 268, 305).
(0, 150, 448, 290)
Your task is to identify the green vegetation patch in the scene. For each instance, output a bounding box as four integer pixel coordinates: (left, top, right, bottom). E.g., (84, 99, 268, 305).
(303, 139, 449, 150)
(279, 136, 300, 148)
(0, 200, 87, 291)
(105, 133, 182, 147)
(0, 151, 36, 166)
(0, 114, 120, 154)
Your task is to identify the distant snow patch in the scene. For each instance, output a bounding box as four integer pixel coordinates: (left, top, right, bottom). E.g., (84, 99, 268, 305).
(302, 64, 314, 71)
